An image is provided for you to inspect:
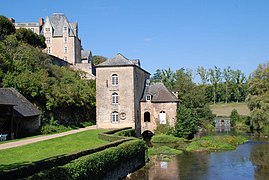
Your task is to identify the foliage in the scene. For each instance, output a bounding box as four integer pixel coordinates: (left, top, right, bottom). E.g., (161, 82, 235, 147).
(29, 140, 147, 180)
(93, 55, 107, 65)
(161, 67, 176, 90)
(174, 104, 198, 139)
(230, 109, 240, 127)
(114, 129, 136, 137)
(186, 135, 247, 151)
(0, 15, 15, 40)
(154, 122, 174, 135)
(15, 28, 46, 49)
(0, 33, 96, 124)
(247, 63, 269, 130)
(151, 69, 162, 82)
(151, 134, 185, 143)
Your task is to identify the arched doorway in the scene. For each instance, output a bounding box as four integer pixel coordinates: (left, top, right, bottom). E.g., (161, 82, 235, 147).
(159, 111, 166, 124)
(144, 112, 150, 122)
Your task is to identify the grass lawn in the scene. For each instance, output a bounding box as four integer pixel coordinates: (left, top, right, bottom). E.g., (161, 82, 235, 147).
(210, 102, 250, 117)
(0, 129, 107, 171)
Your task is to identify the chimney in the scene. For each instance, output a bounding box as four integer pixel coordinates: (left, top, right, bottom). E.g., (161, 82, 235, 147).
(38, 18, 44, 26)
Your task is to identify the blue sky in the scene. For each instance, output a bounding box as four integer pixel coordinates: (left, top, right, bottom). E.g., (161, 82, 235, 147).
(1, 0, 269, 78)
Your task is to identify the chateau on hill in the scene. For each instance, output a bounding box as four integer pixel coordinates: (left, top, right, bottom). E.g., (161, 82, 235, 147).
(96, 53, 178, 135)
(13, 13, 95, 79)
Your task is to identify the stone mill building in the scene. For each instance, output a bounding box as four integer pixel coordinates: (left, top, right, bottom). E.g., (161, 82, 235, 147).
(96, 53, 178, 136)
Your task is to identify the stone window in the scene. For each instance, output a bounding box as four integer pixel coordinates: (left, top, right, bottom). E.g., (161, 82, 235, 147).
(64, 56, 68, 61)
(146, 95, 151, 101)
(64, 47, 68, 53)
(112, 111, 119, 123)
(47, 47, 51, 54)
(46, 37, 50, 43)
(112, 93, 118, 104)
(111, 74, 118, 86)
(45, 28, 50, 32)
(64, 26, 68, 31)
(159, 111, 166, 124)
(144, 112, 150, 122)
(64, 37, 67, 43)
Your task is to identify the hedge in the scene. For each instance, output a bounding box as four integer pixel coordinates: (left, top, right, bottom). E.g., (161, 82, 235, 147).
(0, 128, 134, 179)
(98, 127, 135, 142)
(29, 139, 147, 180)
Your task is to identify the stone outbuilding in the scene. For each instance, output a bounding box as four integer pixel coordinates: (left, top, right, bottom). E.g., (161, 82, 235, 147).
(96, 53, 178, 136)
(0, 88, 41, 139)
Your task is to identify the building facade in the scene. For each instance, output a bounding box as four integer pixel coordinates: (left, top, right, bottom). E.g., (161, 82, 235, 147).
(96, 53, 178, 135)
(13, 13, 95, 79)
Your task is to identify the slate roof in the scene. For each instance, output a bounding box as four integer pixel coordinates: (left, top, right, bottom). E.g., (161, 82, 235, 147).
(96, 53, 134, 67)
(81, 50, 91, 60)
(0, 88, 41, 117)
(49, 13, 76, 37)
(141, 82, 179, 103)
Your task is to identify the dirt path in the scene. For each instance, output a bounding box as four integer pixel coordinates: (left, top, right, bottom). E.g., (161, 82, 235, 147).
(0, 125, 97, 150)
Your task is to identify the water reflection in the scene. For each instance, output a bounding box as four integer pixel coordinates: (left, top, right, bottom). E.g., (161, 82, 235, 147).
(127, 140, 269, 180)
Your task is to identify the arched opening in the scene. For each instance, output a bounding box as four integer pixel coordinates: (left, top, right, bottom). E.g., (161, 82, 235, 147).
(159, 111, 166, 124)
(144, 112, 150, 122)
(142, 130, 154, 139)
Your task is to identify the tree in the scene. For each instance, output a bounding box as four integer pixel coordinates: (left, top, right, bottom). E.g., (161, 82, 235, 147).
(223, 66, 232, 103)
(0, 16, 15, 40)
(208, 66, 222, 104)
(230, 109, 240, 127)
(151, 69, 162, 82)
(196, 66, 208, 85)
(161, 68, 176, 90)
(15, 28, 46, 49)
(174, 104, 198, 139)
(247, 63, 269, 130)
(93, 55, 107, 65)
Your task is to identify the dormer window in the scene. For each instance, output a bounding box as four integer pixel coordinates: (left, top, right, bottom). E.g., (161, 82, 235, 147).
(146, 95, 151, 101)
(112, 74, 118, 86)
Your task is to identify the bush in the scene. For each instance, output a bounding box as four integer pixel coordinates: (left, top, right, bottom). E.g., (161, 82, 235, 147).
(41, 124, 73, 134)
(114, 129, 136, 137)
(30, 140, 147, 179)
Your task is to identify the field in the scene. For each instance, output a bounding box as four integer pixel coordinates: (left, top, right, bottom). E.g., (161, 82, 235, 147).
(210, 102, 250, 117)
(0, 129, 107, 171)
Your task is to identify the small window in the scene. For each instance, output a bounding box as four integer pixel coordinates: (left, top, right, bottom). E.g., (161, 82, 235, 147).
(64, 26, 68, 31)
(46, 28, 50, 32)
(112, 111, 119, 123)
(112, 93, 118, 104)
(64, 37, 67, 43)
(64, 47, 68, 53)
(64, 56, 67, 61)
(112, 74, 118, 86)
(159, 111, 166, 124)
(144, 112, 150, 122)
(146, 95, 151, 101)
(47, 47, 51, 54)
(46, 37, 50, 43)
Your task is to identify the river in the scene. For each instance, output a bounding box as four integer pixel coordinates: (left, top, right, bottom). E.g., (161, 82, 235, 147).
(127, 138, 269, 180)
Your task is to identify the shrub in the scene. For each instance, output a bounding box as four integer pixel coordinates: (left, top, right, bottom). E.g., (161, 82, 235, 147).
(41, 124, 73, 134)
(114, 129, 136, 137)
(151, 134, 185, 143)
(30, 140, 147, 179)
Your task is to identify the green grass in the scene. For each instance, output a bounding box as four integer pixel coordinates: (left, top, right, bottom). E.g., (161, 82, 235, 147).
(210, 102, 250, 117)
(186, 135, 248, 151)
(151, 134, 186, 143)
(0, 129, 107, 171)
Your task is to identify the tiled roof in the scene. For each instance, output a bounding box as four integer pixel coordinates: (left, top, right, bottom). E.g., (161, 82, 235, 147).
(141, 82, 179, 102)
(49, 13, 76, 37)
(0, 88, 41, 117)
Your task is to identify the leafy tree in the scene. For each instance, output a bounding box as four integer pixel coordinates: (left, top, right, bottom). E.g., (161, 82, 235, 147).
(208, 66, 222, 104)
(230, 109, 240, 127)
(161, 67, 176, 90)
(247, 63, 269, 130)
(0, 15, 15, 40)
(15, 28, 46, 49)
(223, 66, 232, 103)
(151, 69, 162, 82)
(93, 55, 107, 65)
(196, 66, 208, 85)
(174, 104, 198, 139)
